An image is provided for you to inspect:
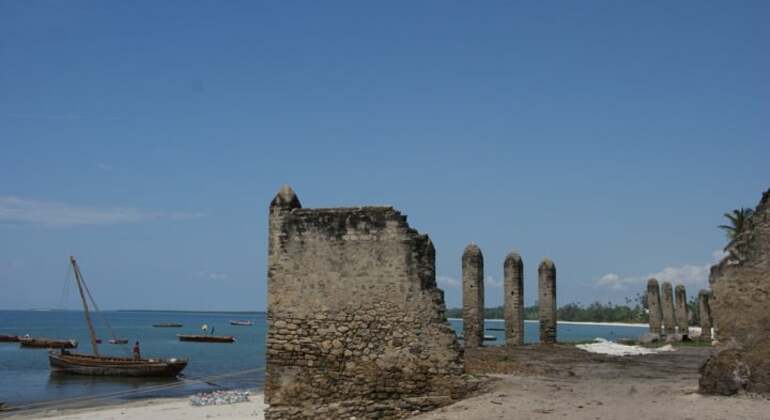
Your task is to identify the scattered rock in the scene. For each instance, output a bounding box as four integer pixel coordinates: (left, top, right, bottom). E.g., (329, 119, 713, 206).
(190, 390, 251, 406)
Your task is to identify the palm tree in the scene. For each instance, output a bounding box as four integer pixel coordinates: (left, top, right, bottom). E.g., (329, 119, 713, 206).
(718, 208, 754, 249)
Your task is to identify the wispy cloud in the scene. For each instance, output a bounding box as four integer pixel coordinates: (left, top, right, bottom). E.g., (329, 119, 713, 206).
(595, 250, 728, 291)
(438, 275, 460, 289)
(0, 196, 204, 227)
(6, 113, 82, 120)
(485, 275, 503, 288)
(196, 270, 229, 281)
(95, 163, 113, 171)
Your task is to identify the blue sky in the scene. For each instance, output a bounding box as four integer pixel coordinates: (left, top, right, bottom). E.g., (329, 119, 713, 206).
(1, 1, 768, 311)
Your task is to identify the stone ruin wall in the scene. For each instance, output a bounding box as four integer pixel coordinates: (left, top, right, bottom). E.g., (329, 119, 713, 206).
(701, 188, 770, 395)
(265, 186, 467, 419)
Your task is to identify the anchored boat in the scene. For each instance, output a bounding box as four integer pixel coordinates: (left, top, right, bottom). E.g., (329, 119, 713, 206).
(49, 256, 188, 377)
(229, 320, 252, 326)
(20, 337, 78, 349)
(0, 335, 20, 343)
(153, 323, 183, 328)
(178, 334, 235, 343)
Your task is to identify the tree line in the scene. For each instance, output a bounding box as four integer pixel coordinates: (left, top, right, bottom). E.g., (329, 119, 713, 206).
(445, 293, 703, 325)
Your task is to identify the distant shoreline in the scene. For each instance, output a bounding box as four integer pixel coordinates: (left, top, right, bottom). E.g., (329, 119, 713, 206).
(0, 309, 265, 315)
(447, 317, 648, 328)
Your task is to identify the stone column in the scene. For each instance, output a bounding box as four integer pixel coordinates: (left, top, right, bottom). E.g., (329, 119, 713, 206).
(675, 285, 689, 337)
(661, 282, 676, 336)
(462, 244, 484, 349)
(646, 278, 662, 335)
(538, 259, 557, 344)
(698, 290, 713, 341)
(504, 252, 524, 347)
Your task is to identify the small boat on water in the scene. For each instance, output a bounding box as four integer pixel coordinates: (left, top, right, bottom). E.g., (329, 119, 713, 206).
(20, 337, 78, 349)
(178, 334, 235, 343)
(48, 256, 188, 377)
(153, 323, 183, 328)
(108, 338, 129, 345)
(0, 335, 19, 343)
(483, 335, 497, 341)
(230, 320, 252, 326)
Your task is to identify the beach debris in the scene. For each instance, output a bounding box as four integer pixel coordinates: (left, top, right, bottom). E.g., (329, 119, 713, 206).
(576, 338, 675, 356)
(190, 390, 251, 406)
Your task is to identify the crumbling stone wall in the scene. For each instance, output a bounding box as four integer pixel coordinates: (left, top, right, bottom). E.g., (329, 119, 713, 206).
(504, 252, 524, 347)
(701, 189, 770, 396)
(265, 186, 468, 419)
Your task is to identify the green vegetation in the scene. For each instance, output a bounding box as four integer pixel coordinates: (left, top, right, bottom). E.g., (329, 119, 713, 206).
(446, 295, 648, 324)
(719, 207, 754, 249)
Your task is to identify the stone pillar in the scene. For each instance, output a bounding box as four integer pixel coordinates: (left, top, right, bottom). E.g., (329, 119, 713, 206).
(661, 282, 676, 336)
(538, 259, 557, 344)
(646, 278, 662, 335)
(504, 252, 524, 347)
(462, 244, 484, 349)
(675, 285, 689, 337)
(698, 289, 713, 341)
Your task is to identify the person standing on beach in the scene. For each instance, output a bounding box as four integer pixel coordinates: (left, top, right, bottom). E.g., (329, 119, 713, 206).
(132, 341, 141, 361)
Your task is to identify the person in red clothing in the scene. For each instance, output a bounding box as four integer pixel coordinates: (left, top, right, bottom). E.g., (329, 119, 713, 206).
(132, 341, 141, 361)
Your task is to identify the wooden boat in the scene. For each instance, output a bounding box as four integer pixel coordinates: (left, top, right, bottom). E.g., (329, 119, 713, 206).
(230, 320, 252, 326)
(49, 351, 187, 377)
(178, 334, 235, 343)
(108, 338, 129, 344)
(48, 256, 188, 377)
(483, 335, 497, 341)
(153, 323, 183, 328)
(0, 335, 19, 342)
(20, 337, 78, 349)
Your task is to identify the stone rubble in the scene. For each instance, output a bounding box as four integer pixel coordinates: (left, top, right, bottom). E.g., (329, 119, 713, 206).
(190, 390, 251, 406)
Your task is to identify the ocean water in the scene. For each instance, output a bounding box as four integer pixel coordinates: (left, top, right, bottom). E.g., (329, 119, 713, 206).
(0, 310, 646, 409)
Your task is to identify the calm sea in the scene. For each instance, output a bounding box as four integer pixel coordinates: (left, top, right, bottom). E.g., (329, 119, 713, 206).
(0, 310, 646, 409)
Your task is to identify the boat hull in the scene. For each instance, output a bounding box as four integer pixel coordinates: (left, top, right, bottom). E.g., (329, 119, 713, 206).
(0, 335, 19, 343)
(178, 334, 235, 343)
(20, 338, 78, 349)
(48, 352, 187, 377)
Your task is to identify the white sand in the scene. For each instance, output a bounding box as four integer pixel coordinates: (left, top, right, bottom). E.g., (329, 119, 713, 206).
(8, 393, 266, 420)
(576, 338, 675, 356)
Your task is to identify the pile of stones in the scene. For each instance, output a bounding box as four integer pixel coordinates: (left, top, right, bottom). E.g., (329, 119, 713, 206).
(190, 390, 251, 406)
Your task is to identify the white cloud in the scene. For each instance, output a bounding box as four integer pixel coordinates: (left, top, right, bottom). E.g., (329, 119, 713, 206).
(96, 163, 113, 171)
(208, 272, 229, 281)
(485, 275, 503, 288)
(437, 276, 460, 288)
(594, 250, 728, 291)
(0, 196, 204, 227)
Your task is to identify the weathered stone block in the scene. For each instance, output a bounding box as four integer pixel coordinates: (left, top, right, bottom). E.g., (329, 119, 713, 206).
(504, 252, 524, 347)
(538, 259, 556, 344)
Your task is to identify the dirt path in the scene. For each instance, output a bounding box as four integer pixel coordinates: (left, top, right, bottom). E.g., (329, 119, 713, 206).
(415, 345, 768, 420)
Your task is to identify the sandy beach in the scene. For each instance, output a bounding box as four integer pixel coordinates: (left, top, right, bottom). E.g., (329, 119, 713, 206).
(6, 343, 768, 420)
(3, 394, 266, 420)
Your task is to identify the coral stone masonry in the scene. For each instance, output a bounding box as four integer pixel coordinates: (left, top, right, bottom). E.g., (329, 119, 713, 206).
(701, 189, 770, 395)
(462, 244, 485, 349)
(538, 259, 557, 344)
(646, 278, 663, 335)
(265, 186, 468, 419)
(503, 252, 524, 347)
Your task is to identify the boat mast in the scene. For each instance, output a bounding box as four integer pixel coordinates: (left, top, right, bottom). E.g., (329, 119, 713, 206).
(70, 256, 100, 356)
